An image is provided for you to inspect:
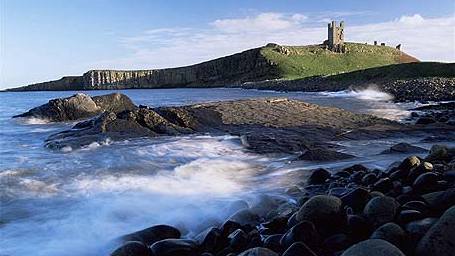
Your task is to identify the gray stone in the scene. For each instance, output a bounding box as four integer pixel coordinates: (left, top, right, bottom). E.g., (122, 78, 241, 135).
(363, 196, 399, 227)
(416, 206, 455, 256)
(341, 239, 405, 256)
(370, 222, 405, 248)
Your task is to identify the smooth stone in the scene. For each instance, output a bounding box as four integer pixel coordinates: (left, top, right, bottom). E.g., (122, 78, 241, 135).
(422, 188, 455, 213)
(341, 239, 405, 256)
(227, 208, 260, 226)
(298, 148, 354, 162)
(261, 216, 288, 234)
(398, 156, 421, 172)
(280, 221, 319, 249)
(347, 214, 371, 240)
(323, 233, 351, 252)
(150, 239, 198, 256)
(401, 200, 428, 213)
(363, 196, 399, 227)
(195, 227, 223, 253)
(416, 206, 455, 256)
(228, 229, 249, 251)
(341, 188, 370, 212)
(412, 172, 439, 193)
(397, 209, 422, 223)
(362, 173, 378, 185)
(405, 217, 438, 242)
(110, 241, 152, 256)
(307, 168, 331, 185)
(263, 234, 283, 253)
(237, 247, 278, 256)
(121, 225, 181, 246)
(282, 242, 317, 256)
(426, 144, 450, 162)
(373, 178, 393, 193)
(381, 143, 427, 154)
(343, 164, 368, 173)
(370, 222, 405, 249)
(295, 195, 345, 234)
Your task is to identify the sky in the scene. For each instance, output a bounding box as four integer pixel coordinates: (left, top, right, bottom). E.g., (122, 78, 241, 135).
(1, 0, 454, 89)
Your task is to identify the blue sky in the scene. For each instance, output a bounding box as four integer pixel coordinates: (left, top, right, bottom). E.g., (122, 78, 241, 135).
(1, 0, 454, 88)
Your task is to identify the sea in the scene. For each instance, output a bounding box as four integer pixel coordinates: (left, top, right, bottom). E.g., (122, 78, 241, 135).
(0, 88, 451, 255)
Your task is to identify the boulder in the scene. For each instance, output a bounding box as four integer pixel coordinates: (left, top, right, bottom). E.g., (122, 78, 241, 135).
(405, 217, 438, 242)
(282, 242, 318, 256)
(416, 206, 455, 256)
(195, 227, 223, 253)
(227, 208, 260, 226)
(121, 224, 181, 246)
(341, 239, 405, 256)
(237, 247, 278, 256)
(422, 188, 455, 213)
(370, 222, 405, 249)
(381, 143, 427, 154)
(307, 168, 331, 185)
(280, 221, 319, 249)
(341, 188, 370, 212)
(398, 156, 421, 172)
(110, 241, 152, 256)
(228, 229, 249, 251)
(295, 195, 345, 235)
(13, 93, 136, 122)
(412, 172, 439, 193)
(298, 148, 354, 162)
(363, 196, 399, 227)
(150, 239, 199, 256)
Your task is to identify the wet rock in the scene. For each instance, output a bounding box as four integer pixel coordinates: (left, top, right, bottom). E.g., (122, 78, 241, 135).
(401, 200, 428, 213)
(412, 172, 439, 193)
(362, 173, 378, 185)
(150, 239, 198, 256)
(341, 239, 405, 256)
(363, 196, 399, 227)
(295, 195, 345, 235)
(122, 224, 181, 246)
(415, 206, 455, 256)
(228, 229, 249, 251)
(227, 209, 260, 226)
(347, 214, 371, 241)
(370, 223, 405, 249)
(407, 162, 434, 183)
(261, 217, 288, 234)
(282, 242, 317, 256)
(280, 221, 319, 249)
(110, 241, 152, 256)
(343, 164, 369, 174)
(195, 227, 223, 253)
(381, 143, 427, 154)
(323, 233, 351, 252)
(426, 144, 451, 162)
(307, 168, 331, 185)
(263, 234, 283, 253)
(14, 93, 136, 122)
(237, 247, 278, 256)
(373, 178, 393, 193)
(422, 188, 455, 214)
(416, 117, 436, 125)
(341, 188, 370, 212)
(405, 217, 438, 242)
(298, 148, 354, 162)
(398, 156, 421, 172)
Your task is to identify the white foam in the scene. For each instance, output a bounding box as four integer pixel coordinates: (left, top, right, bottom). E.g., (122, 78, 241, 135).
(19, 117, 50, 125)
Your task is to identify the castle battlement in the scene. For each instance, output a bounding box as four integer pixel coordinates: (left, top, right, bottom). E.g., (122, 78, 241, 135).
(326, 20, 345, 53)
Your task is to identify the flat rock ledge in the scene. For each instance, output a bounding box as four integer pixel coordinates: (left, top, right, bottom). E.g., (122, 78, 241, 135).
(39, 94, 404, 154)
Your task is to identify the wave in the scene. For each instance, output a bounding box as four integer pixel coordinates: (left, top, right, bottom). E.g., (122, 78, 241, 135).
(320, 86, 394, 102)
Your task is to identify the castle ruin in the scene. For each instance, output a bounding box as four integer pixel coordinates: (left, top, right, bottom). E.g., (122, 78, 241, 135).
(326, 20, 345, 53)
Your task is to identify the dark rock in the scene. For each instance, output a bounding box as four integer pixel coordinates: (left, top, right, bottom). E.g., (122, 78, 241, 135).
(349, 171, 365, 184)
(323, 233, 351, 252)
(195, 227, 223, 253)
(373, 178, 393, 193)
(381, 143, 427, 154)
(14, 93, 136, 122)
(295, 195, 345, 235)
(370, 223, 405, 249)
(150, 239, 198, 256)
(227, 209, 260, 226)
(221, 220, 242, 238)
(347, 214, 371, 241)
(416, 117, 436, 125)
(343, 164, 369, 173)
(341, 188, 370, 212)
(426, 144, 452, 162)
(362, 173, 378, 185)
(412, 172, 440, 193)
(228, 229, 249, 251)
(110, 241, 152, 256)
(280, 221, 319, 249)
(121, 224, 181, 246)
(237, 247, 278, 256)
(298, 148, 354, 162)
(263, 234, 283, 253)
(307, 168, 331, 185)
(398, 156, 421, 172)
(415, 206, 455, 256)
(405, 217, 438, 242)
(341, 239, 405, 256)
(421, 188, 455, 213)
(401, 200, 428, 213)
(407, 161, 433, 183)
(282, 242, 317, 256)
(363, 196, 399, 227)
(261, 217, 288, 234)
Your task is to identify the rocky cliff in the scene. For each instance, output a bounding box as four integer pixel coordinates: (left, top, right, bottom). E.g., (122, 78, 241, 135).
(9, 48, 279, 91)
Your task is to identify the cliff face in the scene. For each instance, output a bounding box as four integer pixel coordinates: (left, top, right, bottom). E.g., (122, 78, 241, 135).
(10, 48, 279, 91)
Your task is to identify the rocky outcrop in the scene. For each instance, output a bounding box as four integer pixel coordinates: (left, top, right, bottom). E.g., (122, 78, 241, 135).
(13, 93, 136, 122)
(41, 95, 404, 153)
(9, 48, 278, 91)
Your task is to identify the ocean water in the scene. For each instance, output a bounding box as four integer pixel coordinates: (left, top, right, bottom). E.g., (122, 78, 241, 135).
(0, 88, 446, 255)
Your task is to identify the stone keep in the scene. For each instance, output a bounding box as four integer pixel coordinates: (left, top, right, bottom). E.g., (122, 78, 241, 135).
(327, 20, 345, 52)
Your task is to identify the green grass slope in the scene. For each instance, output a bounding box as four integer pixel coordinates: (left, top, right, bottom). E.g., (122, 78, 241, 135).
(260, 42, 419, 80)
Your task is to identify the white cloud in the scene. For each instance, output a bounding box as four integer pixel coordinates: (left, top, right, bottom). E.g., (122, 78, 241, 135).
(91, 13, 455, 72)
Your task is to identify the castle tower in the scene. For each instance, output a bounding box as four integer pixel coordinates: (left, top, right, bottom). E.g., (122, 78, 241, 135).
(327, 20, 345, 52)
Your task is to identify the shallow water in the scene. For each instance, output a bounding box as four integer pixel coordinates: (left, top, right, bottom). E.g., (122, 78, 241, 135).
(0, 88, 450, 255)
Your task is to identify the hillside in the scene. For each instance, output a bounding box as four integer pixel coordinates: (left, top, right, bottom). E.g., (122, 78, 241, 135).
(261, 42, 418, 80)
(7, 42, 418, 91)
